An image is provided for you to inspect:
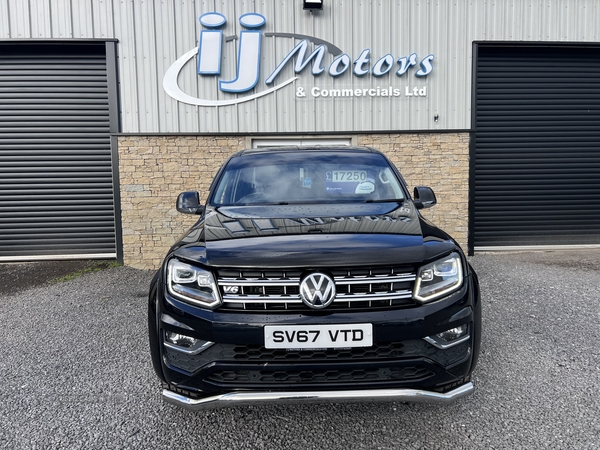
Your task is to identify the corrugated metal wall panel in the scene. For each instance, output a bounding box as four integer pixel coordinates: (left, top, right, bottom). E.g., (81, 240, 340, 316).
(350, 1, 372, 133)
(216, 0, 239, 133)
(134, 1, 159, 132)
(414, 0, 432, 131)
(391, 0, 412, 131)
(1, 0, 600, 133)
(235, 0, 260, 134)
(71, 1, 93, 38)
(446, 1, 467, 130)
(0, 42, 117, 258)
(29, 0, 52, 38)
(308, 7, 323, 131)
(474, 45, 600, 247)
(271, 0, 296, 134)
(155, 0, 178, 132)
(8, 0, 31, 38)
(112, 0, 139, 132)
(50, 0, 73, 38)
(259, 0, 280, 133)
(92, 0, 114, 38)
(173, 0, 198, 133)
(328, 0, 346, 132)
(1, 2, 9, 39)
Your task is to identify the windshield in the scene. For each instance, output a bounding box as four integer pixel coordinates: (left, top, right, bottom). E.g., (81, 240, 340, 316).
(211, 151, 406, 206)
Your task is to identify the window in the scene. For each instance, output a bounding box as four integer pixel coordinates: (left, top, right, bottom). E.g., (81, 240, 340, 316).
(212, 151, 404, 206)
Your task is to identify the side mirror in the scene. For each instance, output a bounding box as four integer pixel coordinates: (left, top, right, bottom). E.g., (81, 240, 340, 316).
(176, 191, 205, 215)
(413, 186, 437, 209)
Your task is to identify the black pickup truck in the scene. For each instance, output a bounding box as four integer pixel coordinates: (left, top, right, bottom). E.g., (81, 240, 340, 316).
(148, 146, 481, 409)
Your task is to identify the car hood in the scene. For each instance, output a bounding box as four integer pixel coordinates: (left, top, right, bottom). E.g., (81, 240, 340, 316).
(205, 202, 421, 240)
(173, 202, 458, 268)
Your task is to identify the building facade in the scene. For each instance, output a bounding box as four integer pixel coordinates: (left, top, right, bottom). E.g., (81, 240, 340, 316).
(1, 0, 599, 269)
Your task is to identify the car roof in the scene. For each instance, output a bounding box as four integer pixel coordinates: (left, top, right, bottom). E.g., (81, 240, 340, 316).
(236, 145, 381, 157)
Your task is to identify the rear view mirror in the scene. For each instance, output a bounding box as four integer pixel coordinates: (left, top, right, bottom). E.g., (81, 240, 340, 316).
(176, 191, 205, 215)
(413, 186, 437, 209)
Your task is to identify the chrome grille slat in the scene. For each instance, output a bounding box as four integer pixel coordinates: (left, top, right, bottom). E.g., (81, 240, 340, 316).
(335, 274, 415, 284)
(223, 295, 303, 303)
(220, 278, 300, 286)
(336, 291, 412, 301)
(222, 290, 412, 303)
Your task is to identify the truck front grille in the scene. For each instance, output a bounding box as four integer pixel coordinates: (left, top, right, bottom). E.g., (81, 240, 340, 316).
(216, 266, 416, 311)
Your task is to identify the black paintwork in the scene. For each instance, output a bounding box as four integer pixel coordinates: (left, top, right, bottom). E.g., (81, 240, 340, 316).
(148, 147, 481, 401)
(172, 200, 458, 268)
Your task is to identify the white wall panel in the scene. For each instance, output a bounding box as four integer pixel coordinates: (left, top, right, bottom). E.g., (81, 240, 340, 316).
(390, 0, 411, 132)
(257, 0, 278, 133)
(50, 0, 73, 38)
(294, 1, 318, 132)
(173, 0, 198, 132)
(215, 0, 239, 133)
(351, 1, 372, 133)
(8, 0, 31, 38)
(133, 0, 159, 131)
(272, 0, 298, 134)
(91, 0, 114, 38)
(234, 0, 259, 134)
(1, 0, 10, 38)
(2, 0, 600, 133)
(70, 0, 94, 38)
(154, 0, 178, 131)
(329, 0, 351, 132)
(112, 0, 139, 132)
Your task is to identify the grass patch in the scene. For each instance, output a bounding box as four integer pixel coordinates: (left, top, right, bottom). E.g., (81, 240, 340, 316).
(50, 260, 122, 283)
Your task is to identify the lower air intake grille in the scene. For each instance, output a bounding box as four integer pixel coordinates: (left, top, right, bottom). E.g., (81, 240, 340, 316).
(208, 366, 433, 384)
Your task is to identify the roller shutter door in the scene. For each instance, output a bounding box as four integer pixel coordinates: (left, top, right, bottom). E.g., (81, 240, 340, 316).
(473, 45, 600, 249)
(0, 42, 119, 260)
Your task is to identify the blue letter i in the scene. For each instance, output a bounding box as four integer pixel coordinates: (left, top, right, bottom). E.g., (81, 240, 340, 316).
(197, 13, 226, 75)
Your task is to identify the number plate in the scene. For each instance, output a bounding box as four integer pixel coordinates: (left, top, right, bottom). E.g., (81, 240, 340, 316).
(264, 324, 373, 349)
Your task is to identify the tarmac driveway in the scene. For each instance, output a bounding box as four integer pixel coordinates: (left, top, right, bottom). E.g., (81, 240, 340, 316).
(0, 251, 599, 449)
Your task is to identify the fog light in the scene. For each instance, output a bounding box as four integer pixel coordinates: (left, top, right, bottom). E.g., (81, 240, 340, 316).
(164, 331, 214, 355)
(424, 324, 470, 349)
(165, 331, 198, 348)
(436, 325, 468, 342)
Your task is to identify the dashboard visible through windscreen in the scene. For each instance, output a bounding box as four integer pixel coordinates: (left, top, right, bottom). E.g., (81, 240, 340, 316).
(211, 151, 406, 206)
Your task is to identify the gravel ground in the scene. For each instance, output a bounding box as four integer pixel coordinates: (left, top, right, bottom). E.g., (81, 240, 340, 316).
(0, 250, 599, 449)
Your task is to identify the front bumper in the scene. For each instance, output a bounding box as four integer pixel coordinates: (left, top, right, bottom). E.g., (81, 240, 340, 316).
(162, 382, 474, 410)
(154, 273, 480, 407)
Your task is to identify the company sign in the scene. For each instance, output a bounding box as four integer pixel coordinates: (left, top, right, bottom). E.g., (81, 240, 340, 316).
(164, 12, 434, 107)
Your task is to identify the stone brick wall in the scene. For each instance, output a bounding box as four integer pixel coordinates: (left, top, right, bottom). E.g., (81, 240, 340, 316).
(118, 133, 470, 270)
(118, 136, 246, 270)
(357, 133, 470, 250)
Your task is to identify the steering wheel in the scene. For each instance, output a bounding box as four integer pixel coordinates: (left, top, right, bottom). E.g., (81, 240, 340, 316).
(237, 192, 275, 204)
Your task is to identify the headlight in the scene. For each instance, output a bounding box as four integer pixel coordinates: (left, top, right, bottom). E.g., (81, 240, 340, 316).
(413, 252, 464, 303)
(167, 259, 221, 309)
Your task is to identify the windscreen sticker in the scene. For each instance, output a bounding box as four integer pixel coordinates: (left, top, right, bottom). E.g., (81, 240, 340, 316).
(324, 170, 375, 195)
(354, 179, 375, 194)
(325, 183, 351, 193)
